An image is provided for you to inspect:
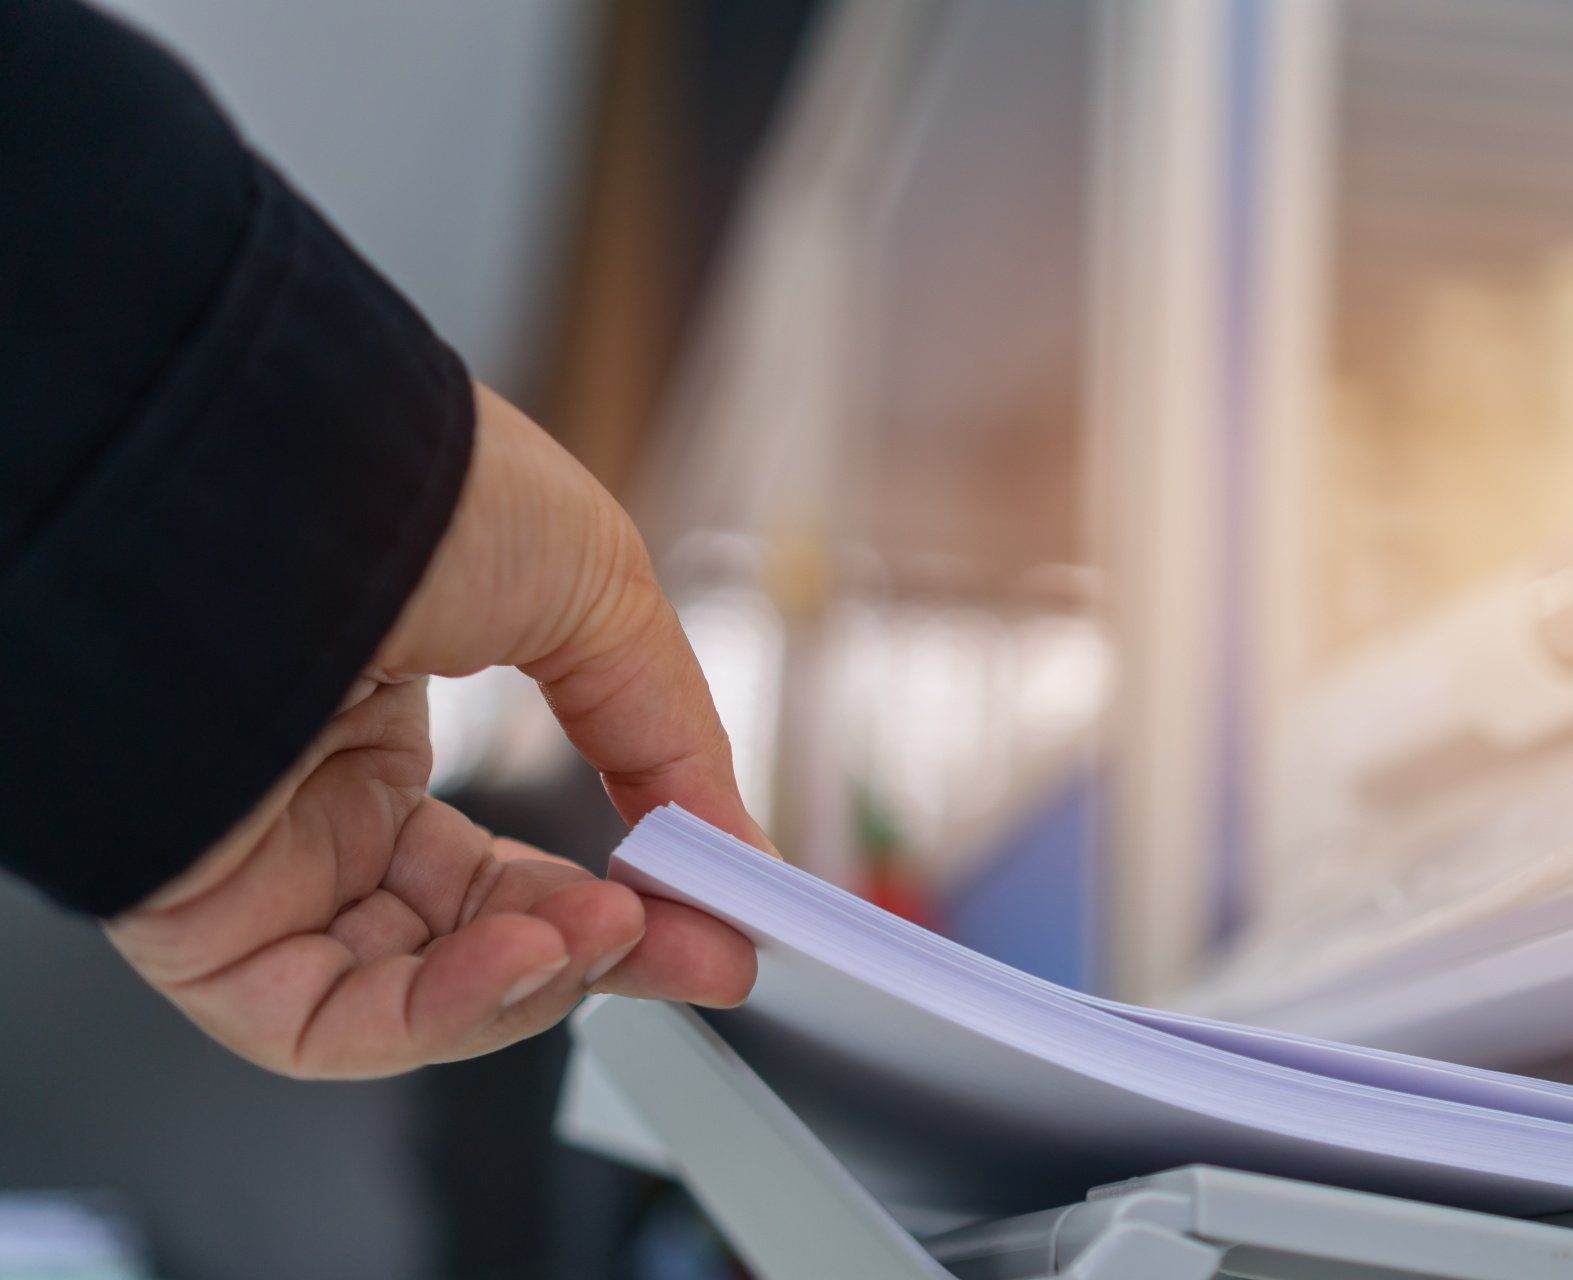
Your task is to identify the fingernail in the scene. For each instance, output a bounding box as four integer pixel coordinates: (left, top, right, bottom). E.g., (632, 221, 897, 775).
(585, 938, 641, 988)
(502, 955, 569, 1008)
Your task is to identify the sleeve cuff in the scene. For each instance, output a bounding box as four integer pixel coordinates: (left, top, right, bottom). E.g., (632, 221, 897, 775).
(0, 157, 475, 915)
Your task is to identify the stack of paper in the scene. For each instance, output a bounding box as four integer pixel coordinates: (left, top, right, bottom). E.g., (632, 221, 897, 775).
(607, 806, 1573, 1219)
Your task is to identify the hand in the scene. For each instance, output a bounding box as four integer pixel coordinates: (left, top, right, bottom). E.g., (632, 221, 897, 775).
(106, 384, 770, 1079)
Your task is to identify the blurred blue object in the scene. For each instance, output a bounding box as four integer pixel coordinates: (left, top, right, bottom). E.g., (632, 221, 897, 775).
(624, 1185, 735, 1280)
(0, 1192, 149, 1280)
(941, 773, 1101, 993)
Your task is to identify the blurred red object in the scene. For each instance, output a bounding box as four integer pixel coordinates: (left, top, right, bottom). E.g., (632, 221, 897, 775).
(855, 786, 939, 930)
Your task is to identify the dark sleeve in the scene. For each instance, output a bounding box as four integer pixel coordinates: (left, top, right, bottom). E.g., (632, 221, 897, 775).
(0, 0, 475, 915)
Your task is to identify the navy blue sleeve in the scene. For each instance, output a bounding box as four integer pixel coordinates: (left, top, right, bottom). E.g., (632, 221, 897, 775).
(0, 0, 475, 914)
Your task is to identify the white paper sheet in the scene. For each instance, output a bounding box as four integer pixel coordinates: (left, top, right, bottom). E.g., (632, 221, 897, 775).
(609, 806, 1573, 1217)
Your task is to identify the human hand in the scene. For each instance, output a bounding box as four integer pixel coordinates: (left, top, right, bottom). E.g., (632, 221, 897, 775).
(106, 384, 769, 1078)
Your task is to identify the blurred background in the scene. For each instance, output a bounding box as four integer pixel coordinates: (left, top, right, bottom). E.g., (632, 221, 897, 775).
(12, 0, 1573, 1274)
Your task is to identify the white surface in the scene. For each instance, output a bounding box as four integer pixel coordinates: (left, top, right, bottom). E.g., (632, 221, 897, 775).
(554, 1015, 673, 1177)
(97, 0, 598, 392)
(607, 807, 1573, 1218)
(572, 996, 954, 1280)
(928, 1164, 1573, 1280)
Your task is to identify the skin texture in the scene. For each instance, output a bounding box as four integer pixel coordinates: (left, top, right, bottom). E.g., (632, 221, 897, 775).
(106, 384, 771, 1079)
